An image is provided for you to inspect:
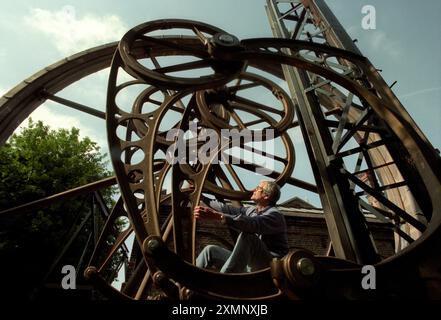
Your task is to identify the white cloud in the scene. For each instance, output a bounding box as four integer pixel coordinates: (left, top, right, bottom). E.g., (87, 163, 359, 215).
(24, 6, 127, 55)
(345, 24, 401, 59)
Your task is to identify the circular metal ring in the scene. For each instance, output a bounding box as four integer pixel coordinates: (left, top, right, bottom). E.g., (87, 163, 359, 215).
(118, 19, 245, 90)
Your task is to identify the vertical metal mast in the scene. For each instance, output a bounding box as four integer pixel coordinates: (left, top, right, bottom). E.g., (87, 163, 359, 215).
(265, 0, 382, 263)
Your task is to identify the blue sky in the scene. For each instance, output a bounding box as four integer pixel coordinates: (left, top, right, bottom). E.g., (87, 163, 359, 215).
(0, 0, 440, 206)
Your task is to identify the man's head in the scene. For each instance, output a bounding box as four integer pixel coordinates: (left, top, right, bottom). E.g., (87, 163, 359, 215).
(251, 180, 281, 206)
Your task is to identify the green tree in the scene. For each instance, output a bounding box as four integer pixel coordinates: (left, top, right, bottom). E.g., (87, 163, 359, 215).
(0, 119, 116, 299)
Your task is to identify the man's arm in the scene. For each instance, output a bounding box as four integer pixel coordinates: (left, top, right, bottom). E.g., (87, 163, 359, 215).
(199, 194, 246, 217)
(194, 205, 223, 222)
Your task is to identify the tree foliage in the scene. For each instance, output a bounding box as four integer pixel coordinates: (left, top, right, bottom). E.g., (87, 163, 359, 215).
(0, 119, 116, 299)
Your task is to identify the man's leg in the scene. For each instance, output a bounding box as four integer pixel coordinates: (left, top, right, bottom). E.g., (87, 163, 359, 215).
(220, 232, 272, 273)
(196, 245, 232, 270)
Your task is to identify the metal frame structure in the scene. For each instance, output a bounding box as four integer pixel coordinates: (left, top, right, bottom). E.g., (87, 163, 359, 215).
(0, 0, 440, 300)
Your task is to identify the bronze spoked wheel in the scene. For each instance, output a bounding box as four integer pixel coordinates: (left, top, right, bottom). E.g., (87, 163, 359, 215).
(108, 19, 441, 299)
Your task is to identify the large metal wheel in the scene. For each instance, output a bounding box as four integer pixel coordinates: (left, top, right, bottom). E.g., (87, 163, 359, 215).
(1, 17, 440, 300)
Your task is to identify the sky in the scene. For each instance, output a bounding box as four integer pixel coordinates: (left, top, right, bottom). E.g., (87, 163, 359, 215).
(0, 0, 440, 203)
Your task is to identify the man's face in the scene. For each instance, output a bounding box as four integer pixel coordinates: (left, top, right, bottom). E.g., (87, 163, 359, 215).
(251, 181, 268, 203)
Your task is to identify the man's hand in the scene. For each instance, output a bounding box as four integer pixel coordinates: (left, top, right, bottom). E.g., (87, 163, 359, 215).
(194, 206, 223, 221)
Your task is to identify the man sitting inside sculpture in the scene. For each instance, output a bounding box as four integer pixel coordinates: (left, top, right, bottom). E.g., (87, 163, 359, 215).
(194, 180, 288, 273)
